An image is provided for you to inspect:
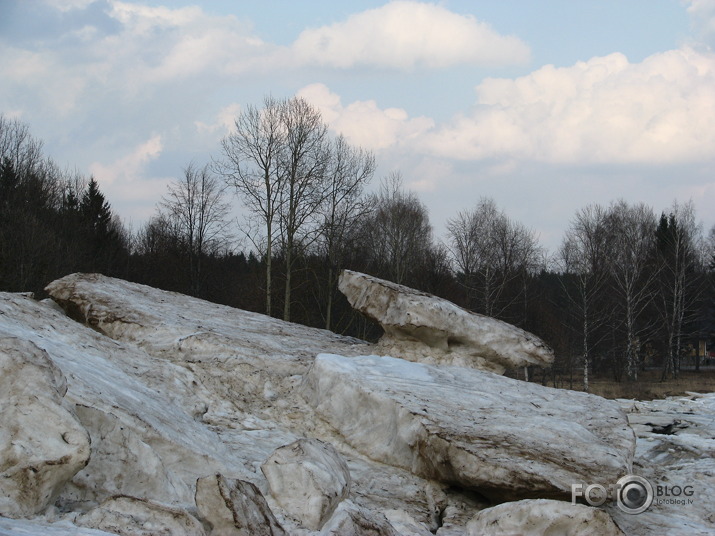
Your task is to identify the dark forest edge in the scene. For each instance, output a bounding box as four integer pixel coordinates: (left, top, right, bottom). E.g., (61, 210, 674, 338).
(2, 110, 714, 395)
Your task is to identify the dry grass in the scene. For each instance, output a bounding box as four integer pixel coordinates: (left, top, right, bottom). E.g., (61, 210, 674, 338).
(540, 369, 715, 400)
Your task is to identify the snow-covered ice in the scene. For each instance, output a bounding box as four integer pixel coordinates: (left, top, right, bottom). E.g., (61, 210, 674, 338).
(0, 271, 712, 534)
(304, 353, 634, 499)
(338, 269, 554, 373)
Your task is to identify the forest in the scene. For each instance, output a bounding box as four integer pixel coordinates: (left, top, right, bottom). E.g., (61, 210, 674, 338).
(2, 101, 714, 395)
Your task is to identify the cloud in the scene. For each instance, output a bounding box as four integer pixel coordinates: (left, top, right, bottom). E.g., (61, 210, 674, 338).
(298, 83, 434, 151)
(290, 0, 530, 70)
(194, 103, 243, 136)
(422, 47, 715, 164)
(90, 135, 163, 186)
(300, 46, 715, 167)
(0, 43, 86, 117)
(0, 1, 271, 117)
(87, 134, 171, 223)
(102, 1, 271, 86)
(0, 47, 49, 81)
(1, 1, 529, 126)
(43, 0, 96, 11)
(406, 158, 454, 192)
(684, 0, 715, 46)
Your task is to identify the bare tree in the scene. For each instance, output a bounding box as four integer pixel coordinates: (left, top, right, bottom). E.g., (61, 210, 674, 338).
(605, 200, 659, 381)
(359, 172, 433, 285)
(216, 96, 284, 316)
(655, 201, 703, 379)
(318, 134, 375, 330)
(447, 198, 542, 320)
(217, 96, 333, 321)
(160, 162, 230, 295)
(277, 97, 330, 322)
(559, 204, 612, 391)
(0, 115, 44, 175)
(134, 214, 179, 256)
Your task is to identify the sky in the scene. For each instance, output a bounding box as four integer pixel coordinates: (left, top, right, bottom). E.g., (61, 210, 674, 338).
(1, 0, 715, 255)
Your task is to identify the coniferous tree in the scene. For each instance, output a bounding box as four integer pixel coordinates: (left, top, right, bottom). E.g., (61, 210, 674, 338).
(79, 178, 128, 275)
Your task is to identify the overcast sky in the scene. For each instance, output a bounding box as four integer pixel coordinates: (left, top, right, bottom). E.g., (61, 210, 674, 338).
(2, 0, 714, 254)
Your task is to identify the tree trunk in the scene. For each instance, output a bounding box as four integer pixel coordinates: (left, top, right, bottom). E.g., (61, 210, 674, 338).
(283, 234, 292, 322)
(626, 297, 638, 381)
(583, 293, 590, 392)
(661, 331, 675, 381)
(266, 222, 272, 317)
(325, 264, 334, 331)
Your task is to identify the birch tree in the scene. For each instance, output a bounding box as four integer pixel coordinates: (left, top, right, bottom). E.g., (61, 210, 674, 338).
(217, 96, 284, 316)
(559, 204, 612, 391)
(605, 200, 659, 381)
(655, 201, 703, 379)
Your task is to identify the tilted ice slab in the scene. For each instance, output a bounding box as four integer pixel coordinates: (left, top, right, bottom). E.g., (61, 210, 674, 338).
(338, 270, 554, 373)
(304, 354, 635, 500)
(45, 273, 368, 424)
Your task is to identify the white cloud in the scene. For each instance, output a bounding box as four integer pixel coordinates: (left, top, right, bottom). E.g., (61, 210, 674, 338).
(684, 0, 715, 45)
(87, 134, 170, 223)
(298, 83, 434, 151)
(0, 43, 86, 117)
(101, 1, 270, 86)
(291, 0, 530, 70)
(1, 1, 528, 127)
(423, 47, 715, 164)
(0, 1, 271, 118)
(108, 2, 204, 32)
(300, 46, 715, 167)
(194, 103, 243, 136)
(89, 135, 163, 187)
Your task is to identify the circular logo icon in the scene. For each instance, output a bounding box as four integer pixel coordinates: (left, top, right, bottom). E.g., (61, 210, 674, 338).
(616, 475, 653, 514)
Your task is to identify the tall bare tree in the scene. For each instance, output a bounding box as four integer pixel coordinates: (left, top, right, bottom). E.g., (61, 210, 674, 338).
(655, 201, 703, 379)
(0, 116, 63, 291)
(160, 162, 230, 295)
(318, 134, 375, 330)
(217, 96, 284, 316)
(605, 200, 659, 381)
(277, 97, 330, 322)
(559, 204, 612, 391)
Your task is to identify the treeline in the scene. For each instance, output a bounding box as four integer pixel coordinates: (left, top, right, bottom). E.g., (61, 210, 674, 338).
(0, 116, 130, 293)
(2, 109, 713, 389)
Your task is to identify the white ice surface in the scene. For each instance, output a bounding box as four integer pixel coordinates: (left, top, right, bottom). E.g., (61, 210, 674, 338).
(3, 272, 714, 535)
(305, 353, 635, 498)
